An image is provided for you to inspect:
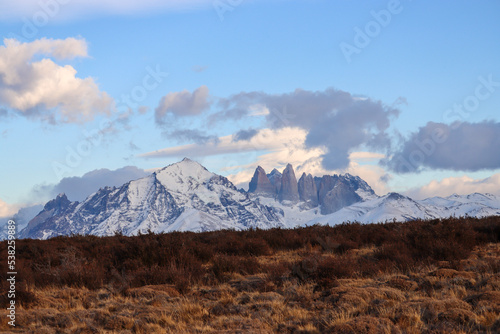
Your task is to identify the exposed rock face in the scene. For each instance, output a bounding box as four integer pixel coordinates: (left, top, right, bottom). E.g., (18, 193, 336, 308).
(46, 193, 72, 212)
(298, 173, 318, 208)
(318, 176, 362, 214)
(20, 159, 284, 239)
(20, 193, 77, 238)
(248, 166, 275, 196)
(279, 164, 299, 203)
(318, 175, 338, 205)
(15, 159, 500, 241)
(314, 176, 322, 194)
(267, 169, 282, 195)
(343, 173, 376, 199)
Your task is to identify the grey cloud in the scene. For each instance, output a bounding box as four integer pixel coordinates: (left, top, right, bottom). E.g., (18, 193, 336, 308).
(383, 121, 500, 173)
(169, 129, 220, 145)
(192, 65, 208, 73)
(232, 128, 258, 142)
(129, 141, 140, 151)
(213, 88, 399, 170)
(33, 166, 149, 202)
(155, 85, 211, 124)
(211, 91, 269, 124)
(0, 108, 9, 118)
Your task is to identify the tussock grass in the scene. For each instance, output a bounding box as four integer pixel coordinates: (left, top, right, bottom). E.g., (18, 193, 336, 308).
(1, 216, 499, 333)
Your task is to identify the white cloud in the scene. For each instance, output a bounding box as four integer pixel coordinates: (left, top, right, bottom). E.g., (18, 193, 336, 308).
(0, 37, 113, 123)
(349, 151, 385, 162)
(143, 126, 391, 194)
(345, 160, 391, 196)
(223, 129, 326, 189)
(140, 127, 309, 159)
(0, 199, 19, 218)
(405, 174, 500, 200)
(248, 104, 270, 116)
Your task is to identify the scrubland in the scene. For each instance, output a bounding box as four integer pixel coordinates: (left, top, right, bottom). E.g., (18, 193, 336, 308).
(1, 216, 499, 333)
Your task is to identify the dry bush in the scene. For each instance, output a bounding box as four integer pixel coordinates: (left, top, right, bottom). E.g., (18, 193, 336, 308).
(1, 216, 499, 333)
(2, 216, 499, 294)
(326, 316, 401, 334)
(386, 275, 418, 292)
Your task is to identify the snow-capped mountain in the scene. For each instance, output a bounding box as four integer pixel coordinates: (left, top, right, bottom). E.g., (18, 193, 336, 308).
(249, 164, 376, 213)
(306, 192, 500, 226)
(20, 159, 284, 239)
(13, 159, 500, 239)
(420, 193, 500, 219)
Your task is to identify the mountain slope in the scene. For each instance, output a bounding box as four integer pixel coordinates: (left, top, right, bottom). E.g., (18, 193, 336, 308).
(15, 159, 500, 239)
(20, 159, 284, 239)
(306, 192, 500, 226)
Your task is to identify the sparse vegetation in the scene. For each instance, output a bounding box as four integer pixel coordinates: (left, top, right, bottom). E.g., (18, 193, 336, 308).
(1, 216, 499, 333)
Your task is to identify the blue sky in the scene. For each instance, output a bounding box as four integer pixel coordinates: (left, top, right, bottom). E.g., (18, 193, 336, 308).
(1, 0, 500, 216)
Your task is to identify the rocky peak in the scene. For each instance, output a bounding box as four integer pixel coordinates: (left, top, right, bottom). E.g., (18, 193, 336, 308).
(317, 175, 365, 214)
(320, 180, 362, 215)
(279, 164, 299, 203)
(248, 166, 275, 196)
(44, 193, 72, 213)
(20, 193, 75, 239)
(318, 175, 339, 205)
(343, 173, 375, 197)
(267, 169, 282, 194)
(298, 173, 318, 208)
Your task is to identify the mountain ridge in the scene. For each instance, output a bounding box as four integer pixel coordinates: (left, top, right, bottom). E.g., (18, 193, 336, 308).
(7, 159, 500, 239)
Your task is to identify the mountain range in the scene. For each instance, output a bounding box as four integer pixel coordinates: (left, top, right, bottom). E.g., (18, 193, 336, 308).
(4, 158, 500, 239)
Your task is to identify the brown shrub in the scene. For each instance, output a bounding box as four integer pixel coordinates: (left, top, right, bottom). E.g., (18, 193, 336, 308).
(40, 312, 73, 329)
(326, 286, 405, 313)
(492, 319, 500, 333)
(210, 254, 260, 282)
(465, 291, 500, 312)
(374, 241, 415, 271)
(103, 315, 135, 330)
(0, 281, 37, 308)
(229, 276, 266, 292)
(125, 284, 180, 299)
(429, 268, 475, 280)
(386, 276, 418, 292)
(437, 308, 477, 326)
(0, 215, 498, 296)
(326, 316, 401, 334)
(476, 273, 500, 290)
(265, 262, 291, 287)
(292, 255, 356, 287)
(409, 298, 472, 324)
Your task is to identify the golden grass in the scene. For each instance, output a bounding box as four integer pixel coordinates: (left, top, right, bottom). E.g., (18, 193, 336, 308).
(2, 243, 499, 333)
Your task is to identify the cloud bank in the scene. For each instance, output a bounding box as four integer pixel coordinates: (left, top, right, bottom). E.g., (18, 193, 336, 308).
(34, 166, 149, 202)
(141, 127, 308, 159)
(384, 121, 500, 173)
(214, 88, 399, 170)
(0, 199, 19, 218)
(169, 129, 220, 145)
(405, 173, 500, 199)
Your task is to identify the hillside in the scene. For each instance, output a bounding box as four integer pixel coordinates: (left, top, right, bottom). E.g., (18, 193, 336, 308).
(1, 216, 499, 333)
(13, 159, 500, 240)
